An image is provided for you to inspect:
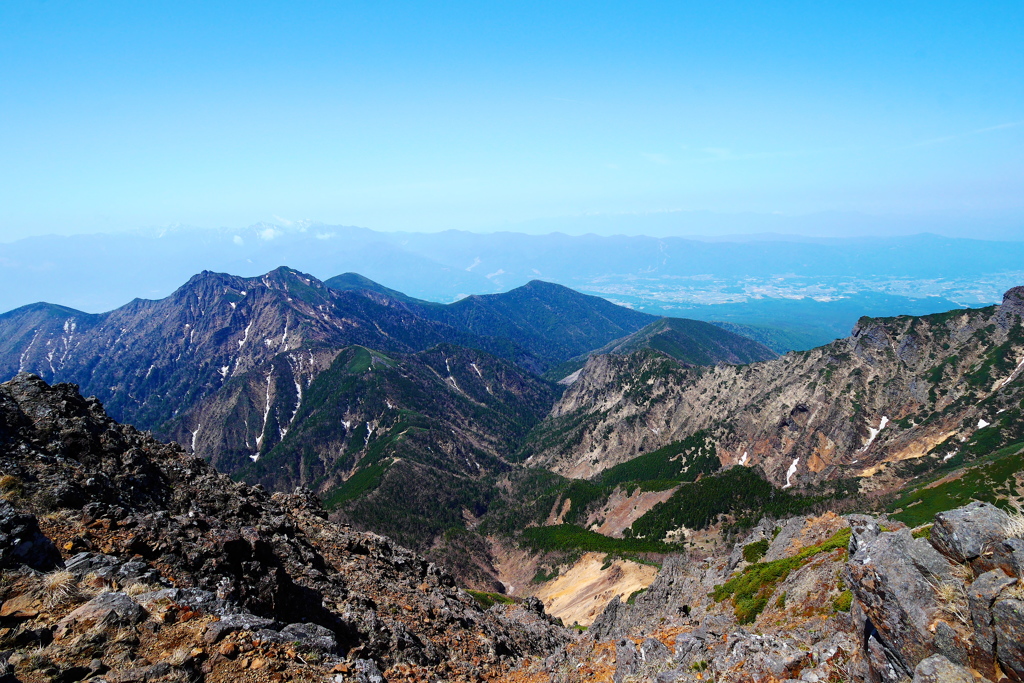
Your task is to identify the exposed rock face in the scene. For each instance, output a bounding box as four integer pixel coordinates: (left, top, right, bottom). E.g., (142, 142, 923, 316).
(576, 502, 1024, 683)
(845, 503, 1024, 682)
(525, 291, 1024, 488)
(0, 374, 570, 682)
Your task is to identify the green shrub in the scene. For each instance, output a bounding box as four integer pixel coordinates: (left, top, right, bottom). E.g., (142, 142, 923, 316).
(466, 590, 516, 609)
(743, 539, 770, 563)
(832, 590, 853, 612)
(522, 524, 681, 555)
(912, 525, 932, 539)
(713, 528, 851, 624)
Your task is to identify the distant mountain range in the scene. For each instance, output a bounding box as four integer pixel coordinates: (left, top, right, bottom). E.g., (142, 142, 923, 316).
(0, 267, 771, 561)
(3, 263, 1023, 596)
(3, 225, 1021, 352)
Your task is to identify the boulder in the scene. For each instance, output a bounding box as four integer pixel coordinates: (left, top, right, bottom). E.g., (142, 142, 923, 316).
(992, 598, 1024, 679)
(968, 569, 1016, 676)
(55, 592, 146, 639)
(0, 500, 61, 571)
(846, 528, 952, 677)
(640, 637, 672, 667)
(613, 638, 639, 683)
(930, 502, 1008, 569)
(353, 658, 386, 683)
(280, 622, 338, 653)
(912, 654, 979, 683)
(202, 613, 278, 643)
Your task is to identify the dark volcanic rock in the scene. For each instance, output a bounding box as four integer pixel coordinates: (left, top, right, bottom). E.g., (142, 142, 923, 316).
(0, 374, 570, 682)
(0, 499, 61, 571)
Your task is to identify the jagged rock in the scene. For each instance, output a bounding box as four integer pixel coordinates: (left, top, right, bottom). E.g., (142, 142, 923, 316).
(589, 595, 622, 641)
(0, 500, 61, 571)
(613, 638, 639, 683)
(353, 658, 386, 683)
(279, 622, 338, 653)
(968, 569, 1016, 675)
(847, 514, 883, 555)
(135, 587, 247, 619)
(0, 374, 570, 682)
(1002, 538, 1024, 577)
(202, 613, 278, 643)
(847, 528, 953, 678)
(674, 632, 705, 664)
(992, 598, 1024, 680)
(640, 636, 672, 667)
(930, 502, 1009, 569)
(54, 592, 146, 639)
(714, 632, 806, 680)
(911, 654, 978, 683)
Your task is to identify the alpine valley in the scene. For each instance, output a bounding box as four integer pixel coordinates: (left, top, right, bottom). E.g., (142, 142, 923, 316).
(3, 268, 1024, 683)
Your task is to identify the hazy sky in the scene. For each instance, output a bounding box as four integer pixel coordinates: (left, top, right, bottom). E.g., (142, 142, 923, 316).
(1, 1, 1022, 239)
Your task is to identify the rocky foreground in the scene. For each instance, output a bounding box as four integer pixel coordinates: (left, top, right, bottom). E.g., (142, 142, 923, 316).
(0, 374, 569, 683)
(557, 499, 1024, 683)
(4, 371, 1024, 683)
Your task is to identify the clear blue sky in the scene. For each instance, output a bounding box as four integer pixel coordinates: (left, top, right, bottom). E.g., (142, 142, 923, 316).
(1, 1, 1022, 239)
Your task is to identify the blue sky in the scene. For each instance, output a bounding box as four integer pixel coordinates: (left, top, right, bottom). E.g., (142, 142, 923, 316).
(1, 1, 1022, 239)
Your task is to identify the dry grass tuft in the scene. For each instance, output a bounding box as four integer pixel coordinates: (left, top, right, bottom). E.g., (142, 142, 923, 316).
(931, 580, 970, 625)
(43, 569, 80, 607)
(1004, 507, 1024, 540)
(948, 561, 974, 583)
(125, 582, 158, 597)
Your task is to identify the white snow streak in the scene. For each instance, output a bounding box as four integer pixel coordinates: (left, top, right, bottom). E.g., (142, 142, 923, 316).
(739, 452, 748, 466)
(219, 365, 230, 380)
(238, 322, 252, 349)
(470, 363, 482, 378)
(783, 458, 800, 489)
(254, 372, 273, 455)
(861, 416, 890, 452)
(190, 424, 202, 452)
(18, 329, 42, 373)
(978, 418, 991, 429)
(998, 355, 1024, 389)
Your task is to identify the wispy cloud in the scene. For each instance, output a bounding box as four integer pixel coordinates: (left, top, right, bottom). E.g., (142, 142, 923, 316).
(907, 120, 1024, 148)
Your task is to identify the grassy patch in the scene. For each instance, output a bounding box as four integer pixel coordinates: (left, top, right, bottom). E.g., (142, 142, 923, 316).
(630, 467, 830, 541)
(531, 567, 559, 584)
(832, 590, 853, 612)
(889, 442, 1024, 527)
(626, 588, 648, 605)
(712, 528, 851, 624)
(599, 431, 719, 489)
(522, 524, 682, 555)
(743, 539, 769, 563)
(322, 460, 392, 508)
(466, 590, 516, 609)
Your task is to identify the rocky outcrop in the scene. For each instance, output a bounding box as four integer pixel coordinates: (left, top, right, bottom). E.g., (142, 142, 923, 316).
(578, 502, 1024, 683)
(846, 501, 1024, 682)
(524, 289, 1024, 489)
(0, 374, 570, 682)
